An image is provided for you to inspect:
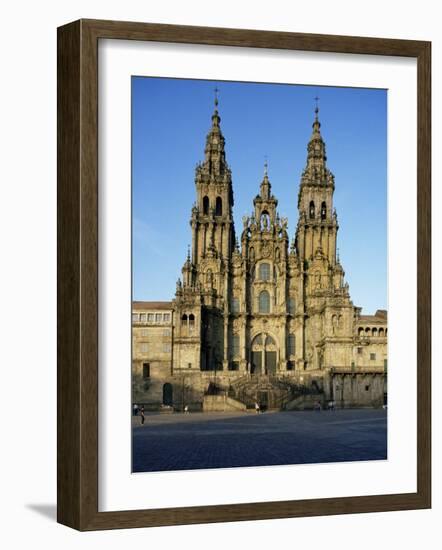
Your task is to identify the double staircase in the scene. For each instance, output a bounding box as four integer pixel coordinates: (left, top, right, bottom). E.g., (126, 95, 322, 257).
(227, 374, 321, 411)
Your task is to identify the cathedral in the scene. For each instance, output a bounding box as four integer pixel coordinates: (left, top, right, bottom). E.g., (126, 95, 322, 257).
(132, 96, 388, 411)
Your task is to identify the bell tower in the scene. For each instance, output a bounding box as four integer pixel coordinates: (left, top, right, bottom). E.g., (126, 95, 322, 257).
(191, 91, 235, 266)
(296, 103, 338, 265)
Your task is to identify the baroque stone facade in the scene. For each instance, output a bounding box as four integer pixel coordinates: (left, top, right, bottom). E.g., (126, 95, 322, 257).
(132, 98, 387, 411)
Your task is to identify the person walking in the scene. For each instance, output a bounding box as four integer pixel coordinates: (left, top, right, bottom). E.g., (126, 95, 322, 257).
(133, 403, 138, 416)
(140, 406, 145, 425)
(255, 401, 260, 414)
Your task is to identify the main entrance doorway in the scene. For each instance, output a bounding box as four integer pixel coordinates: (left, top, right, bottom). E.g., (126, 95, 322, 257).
(250, 333, 278, 375)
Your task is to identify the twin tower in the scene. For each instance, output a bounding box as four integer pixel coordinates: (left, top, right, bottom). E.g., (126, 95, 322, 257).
(174, 95, 352, 376)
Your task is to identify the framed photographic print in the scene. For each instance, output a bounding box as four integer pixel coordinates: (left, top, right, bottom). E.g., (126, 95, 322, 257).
(57, 19, 431, 530)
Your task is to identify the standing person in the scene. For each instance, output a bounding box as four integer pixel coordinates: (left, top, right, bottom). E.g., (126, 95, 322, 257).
(133, 403, 138, 416)
(255, 401, 260, 414)
(184, 405, 189, 414)
(140, 406, 145, 425)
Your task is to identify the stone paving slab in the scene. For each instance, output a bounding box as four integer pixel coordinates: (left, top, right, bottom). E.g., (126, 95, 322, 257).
(132, 409, 387, 473)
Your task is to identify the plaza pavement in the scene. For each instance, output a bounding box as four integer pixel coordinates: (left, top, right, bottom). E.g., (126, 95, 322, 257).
(132, 408, 387, 473)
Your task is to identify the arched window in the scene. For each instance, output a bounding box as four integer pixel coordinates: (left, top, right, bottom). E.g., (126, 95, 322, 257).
(309, 200, 315, 219)
(321, 201, 327, 220)
(188, 314, 195, 327)
(252, 334, 263, 346)
(202, 196, 209, 215)
(372, 328, 378, 337)
(259, 290, 270, 313)
(215, 196, 222, 216)
(365, 327, 371, 335)
(265, 335, 275, 346)
(358, 327, 364, 337)
(181, 314, 187, 325)
(259, 262, 271, 281)
(288, 334, 296, 356)
(379, 328, 385, 337)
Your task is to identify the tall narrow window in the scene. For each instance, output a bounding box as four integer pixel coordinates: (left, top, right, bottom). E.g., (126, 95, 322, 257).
(259, 262, 271, 281)
(309, 200, 315, 219)
(288, 334, 296, 356)
(181, 314, 187, 325)
(232, 335, 240, 357)
(143, 363, 150, 379)
(259, 290, 270, 313)
(202, 196, 209, 215)
(215, 196, 222, 216)
(189, 314, 195, 327)
(321, 201, 327, 220)
(288, 297, 296, 315)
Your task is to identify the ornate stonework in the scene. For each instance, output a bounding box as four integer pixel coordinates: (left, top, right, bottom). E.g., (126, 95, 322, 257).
(132, 99, 388, 411)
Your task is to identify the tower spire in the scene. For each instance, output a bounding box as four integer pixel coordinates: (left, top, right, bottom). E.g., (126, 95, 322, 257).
(196, 89, 230, 178)
(296, 101, 337, 264)
(192, 90, 235, 265)
(260, 157, 271, 199)
(300, 99, 331, 185)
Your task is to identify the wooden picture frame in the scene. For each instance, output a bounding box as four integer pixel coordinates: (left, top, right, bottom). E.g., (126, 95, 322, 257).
(57, 19, 431, 530)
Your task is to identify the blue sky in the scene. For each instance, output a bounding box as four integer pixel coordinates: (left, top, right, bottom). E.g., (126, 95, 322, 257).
(132, 77, 387, 315)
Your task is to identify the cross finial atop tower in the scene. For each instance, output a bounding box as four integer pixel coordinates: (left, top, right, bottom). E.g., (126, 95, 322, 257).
(214, 86, 219, 107)
(264, 155, 268, 177)
(314, 96, 320, 118)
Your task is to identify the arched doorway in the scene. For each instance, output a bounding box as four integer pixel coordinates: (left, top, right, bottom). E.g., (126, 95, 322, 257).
(251, 333, 278, 375)
(162, 383, 173, 406)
